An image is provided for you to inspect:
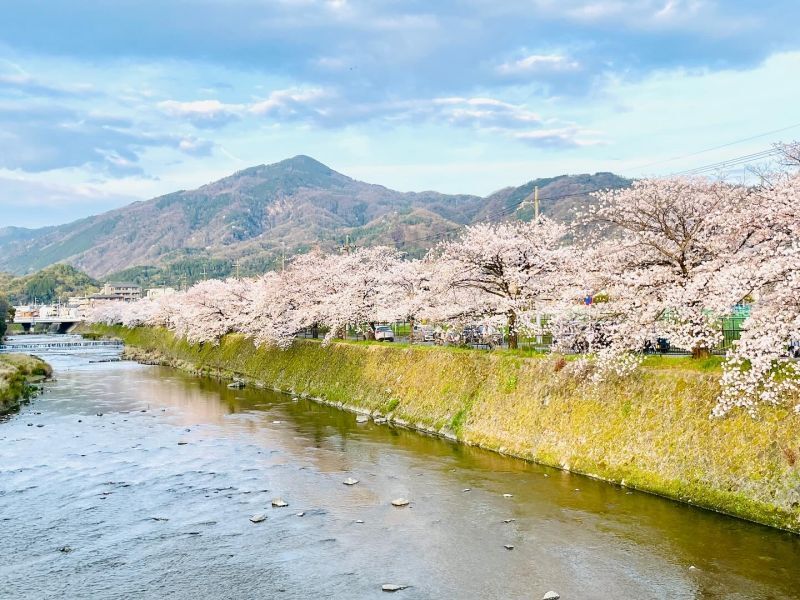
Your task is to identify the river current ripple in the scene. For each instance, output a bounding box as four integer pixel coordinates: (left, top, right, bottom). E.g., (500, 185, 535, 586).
(1, 336, 799, 599)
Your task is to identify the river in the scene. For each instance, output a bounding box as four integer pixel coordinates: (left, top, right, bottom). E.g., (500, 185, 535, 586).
(1, 335, 799, 599)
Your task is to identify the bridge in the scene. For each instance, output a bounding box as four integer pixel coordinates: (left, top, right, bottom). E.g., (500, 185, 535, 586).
(13, 316, 85, 334)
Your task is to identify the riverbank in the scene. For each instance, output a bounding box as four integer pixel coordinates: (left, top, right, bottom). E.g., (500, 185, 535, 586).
(87, 324, 800, 533)
(0, 353, 52, 414)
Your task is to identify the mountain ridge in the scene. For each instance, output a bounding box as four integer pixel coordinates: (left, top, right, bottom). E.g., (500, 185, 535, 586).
(0, 156, 629, 278)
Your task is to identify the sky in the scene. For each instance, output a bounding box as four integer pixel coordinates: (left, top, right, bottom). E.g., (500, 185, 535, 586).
(1, 0, 800, 227)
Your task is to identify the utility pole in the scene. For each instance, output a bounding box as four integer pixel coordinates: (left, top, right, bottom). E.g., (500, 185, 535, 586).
(517, 186, 540, 219)
(341, 234, 352, 255)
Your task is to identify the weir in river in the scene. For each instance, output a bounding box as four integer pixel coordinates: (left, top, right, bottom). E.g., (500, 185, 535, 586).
(0, 335, 123, 352)
(1, 335, 799, 599)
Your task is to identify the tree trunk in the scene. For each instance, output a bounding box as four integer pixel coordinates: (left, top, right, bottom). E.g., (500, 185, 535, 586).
(507, 311, 518, 350)
(311, 323, 319, 339)
(408, 316, 415, 345)
(692, 346, 711, 359)
(366, 321, 376, 341)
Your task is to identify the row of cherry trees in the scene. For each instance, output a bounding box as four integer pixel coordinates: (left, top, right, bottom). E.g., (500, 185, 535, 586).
(90, 162, 800, 416)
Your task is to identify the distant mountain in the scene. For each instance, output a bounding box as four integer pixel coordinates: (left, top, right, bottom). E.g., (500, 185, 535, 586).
(0, 264, 99, 304)
(0, 155, 629, 279)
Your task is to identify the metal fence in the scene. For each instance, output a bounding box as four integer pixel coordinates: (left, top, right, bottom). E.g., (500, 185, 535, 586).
(295, 312, 749, 355)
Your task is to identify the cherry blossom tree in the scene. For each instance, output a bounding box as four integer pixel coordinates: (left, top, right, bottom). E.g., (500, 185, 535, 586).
(320, 246, 402, 341)
(715, 172, 800, 415)
(587, 177, 758, 358)
(378, 258, 435, 342)
(169, 278, 254, 344)
(431, 217, 571, 349)
(82, 169, 800, 417)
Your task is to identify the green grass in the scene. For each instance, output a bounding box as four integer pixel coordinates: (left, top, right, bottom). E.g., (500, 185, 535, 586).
(641, 354, 724, 371)
(0, 353, 52, 414)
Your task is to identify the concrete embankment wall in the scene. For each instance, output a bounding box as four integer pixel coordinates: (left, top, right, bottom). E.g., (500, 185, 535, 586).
(89, 324, 800, 533)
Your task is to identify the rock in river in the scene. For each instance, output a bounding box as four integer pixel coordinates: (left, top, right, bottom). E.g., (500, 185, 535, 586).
(249, 513, 267, 523)
(272, 498, 289, 508)
(356, 414, 369, 424)
(542, 592, 560, 600)
(391, 498, 410, 507)
(381, 584, 407, 592)
(343, 477, 359, 486)
(227, 380, 245, 389)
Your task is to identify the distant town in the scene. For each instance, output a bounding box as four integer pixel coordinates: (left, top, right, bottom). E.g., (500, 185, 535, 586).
(12, 282, 176, 332)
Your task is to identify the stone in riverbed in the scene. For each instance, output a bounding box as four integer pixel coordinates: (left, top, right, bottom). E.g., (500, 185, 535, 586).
(343, 477, 359, 486)
(58, 546, 73, 553)
(227, 380, 245, 389)
(272, 498, 289, 507)
(391, 498, 410, 507)
(504, 544, 514, 550)
(356, 415, 369, 424)
(542, 592, 560, 600)
(381, 584, 407, 592)
(249, 513, 267, 523)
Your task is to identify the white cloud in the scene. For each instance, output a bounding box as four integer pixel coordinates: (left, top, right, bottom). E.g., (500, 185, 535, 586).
(249, 88, 329, 116)
(513, 127, 606, 148)
(496, 54, 580, 76)
(431, 97, 543, 128)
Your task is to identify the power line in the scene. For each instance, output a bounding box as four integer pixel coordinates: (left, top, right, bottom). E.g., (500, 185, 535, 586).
(397, 141, 790, 250)
(672, 147, 780, 176)
(398, 183, 617, 248)
(627, 122, 800, 173)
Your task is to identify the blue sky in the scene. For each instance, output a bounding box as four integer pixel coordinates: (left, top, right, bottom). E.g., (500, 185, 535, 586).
(2, 0, 800, 227)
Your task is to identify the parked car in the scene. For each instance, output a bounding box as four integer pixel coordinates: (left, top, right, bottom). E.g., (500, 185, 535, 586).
(463, 324, 503, 349)
(412, 324, 435, 342)
(434, 328, 461, 346)
(552, 321, 611, 354)
(374, 325, 395, 342)
(643, 337, 671, 354)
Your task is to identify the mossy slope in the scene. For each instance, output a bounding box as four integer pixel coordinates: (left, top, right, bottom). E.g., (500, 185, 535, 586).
(0, 354, 52, 414)
(91, 324, 800, 533)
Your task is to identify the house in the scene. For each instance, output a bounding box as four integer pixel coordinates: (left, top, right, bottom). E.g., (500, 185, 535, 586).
(90, 282, 143, 302)
(146, 287, 176, 299)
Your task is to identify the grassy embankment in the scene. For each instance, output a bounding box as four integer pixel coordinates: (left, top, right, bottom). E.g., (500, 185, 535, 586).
(0, 354, 52, 414)
(88, 324, 800, 533)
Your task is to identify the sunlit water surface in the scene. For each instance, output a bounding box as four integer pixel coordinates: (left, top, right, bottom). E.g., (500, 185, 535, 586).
(1, 335, 799, 599)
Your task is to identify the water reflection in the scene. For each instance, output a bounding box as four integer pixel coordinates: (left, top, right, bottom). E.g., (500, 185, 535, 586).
(0, 336, 798, 599)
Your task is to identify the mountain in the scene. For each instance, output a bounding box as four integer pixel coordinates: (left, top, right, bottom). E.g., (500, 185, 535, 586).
(0, 264, 99, 304)
(0, 155, 629, 279)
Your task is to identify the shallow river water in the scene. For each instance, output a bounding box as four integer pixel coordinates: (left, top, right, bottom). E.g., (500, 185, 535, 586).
(1, 336, 800, 599)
